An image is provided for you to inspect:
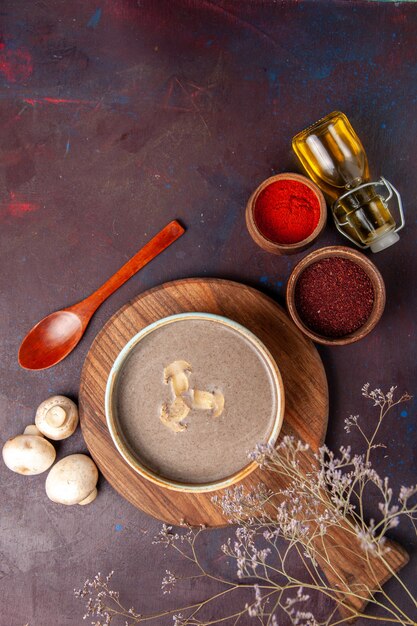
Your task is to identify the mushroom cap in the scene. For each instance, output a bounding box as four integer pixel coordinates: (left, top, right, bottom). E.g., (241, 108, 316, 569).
(2, 434, 56, 475)
(164, 360, 192, 381)
(35, 395, 79, 441)
(212, 390, 225, 418)
(45, 454, 98, 505)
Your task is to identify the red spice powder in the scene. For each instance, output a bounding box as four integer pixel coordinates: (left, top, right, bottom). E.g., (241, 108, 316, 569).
(294, 257, 375, 338)
(254, 179, 320, 244)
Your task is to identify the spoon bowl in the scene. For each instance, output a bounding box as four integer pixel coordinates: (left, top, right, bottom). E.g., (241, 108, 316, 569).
(18, 220, 185, 370)
(19, 311, 84, 370)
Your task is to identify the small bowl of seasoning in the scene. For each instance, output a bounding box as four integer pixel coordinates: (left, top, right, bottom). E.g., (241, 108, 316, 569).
(286, 246, 385, 345)
(246, 173, 327, 255)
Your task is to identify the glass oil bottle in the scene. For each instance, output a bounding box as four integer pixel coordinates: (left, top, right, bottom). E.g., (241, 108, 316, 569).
(292, 111, 405, 252)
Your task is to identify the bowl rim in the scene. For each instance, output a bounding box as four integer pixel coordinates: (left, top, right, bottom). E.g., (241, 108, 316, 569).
(286, 246, 386, 346)
(105, 312, 285, 493)
(245, 172, 327, 254)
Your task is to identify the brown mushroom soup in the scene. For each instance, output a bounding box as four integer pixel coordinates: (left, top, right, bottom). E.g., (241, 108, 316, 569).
(105, 313, 284, 492)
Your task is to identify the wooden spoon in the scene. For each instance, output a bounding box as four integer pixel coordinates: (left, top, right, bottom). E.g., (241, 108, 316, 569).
(18, 220, 185, 370)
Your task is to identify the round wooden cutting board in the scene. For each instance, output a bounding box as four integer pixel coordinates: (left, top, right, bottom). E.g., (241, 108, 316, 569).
(79, 278, 328, 526)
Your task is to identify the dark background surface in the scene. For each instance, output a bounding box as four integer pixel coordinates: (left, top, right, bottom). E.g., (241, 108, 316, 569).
(0, 1, 416, 624)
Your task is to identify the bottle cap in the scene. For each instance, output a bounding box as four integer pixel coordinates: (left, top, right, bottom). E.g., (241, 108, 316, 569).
(369, 231, 400, 253)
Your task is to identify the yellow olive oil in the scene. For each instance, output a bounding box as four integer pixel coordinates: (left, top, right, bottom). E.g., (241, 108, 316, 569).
(293, 111, 401, 252)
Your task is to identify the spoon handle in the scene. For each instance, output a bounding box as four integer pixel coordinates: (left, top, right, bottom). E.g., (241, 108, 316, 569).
(74, 220, 185, 315)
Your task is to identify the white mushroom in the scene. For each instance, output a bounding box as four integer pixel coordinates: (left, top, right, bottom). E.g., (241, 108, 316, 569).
(23, 424, 43, 436)
(35, 395, 78, 440)
(2, 430, 56, 475)
(186, 389, 215, 410)
(159, 397, 189, 433)
(45, 454, 98, 505)
(164, 360, 192, 396)
(183, 389, 225, 418)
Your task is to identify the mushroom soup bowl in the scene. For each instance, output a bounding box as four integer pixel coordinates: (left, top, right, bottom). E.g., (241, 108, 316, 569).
(105, 313, 285, 493)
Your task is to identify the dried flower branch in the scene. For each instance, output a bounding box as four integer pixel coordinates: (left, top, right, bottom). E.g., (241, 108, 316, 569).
(75, 386, 416, 626)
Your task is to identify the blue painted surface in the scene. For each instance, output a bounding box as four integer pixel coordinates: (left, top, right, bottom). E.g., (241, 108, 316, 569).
(87, 7, 102, 29)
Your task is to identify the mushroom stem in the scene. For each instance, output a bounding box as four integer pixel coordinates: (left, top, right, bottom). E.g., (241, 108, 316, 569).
(78, 487, 98, 505)
(45, 406, 67, 428)
(23, 424, 43, 437)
